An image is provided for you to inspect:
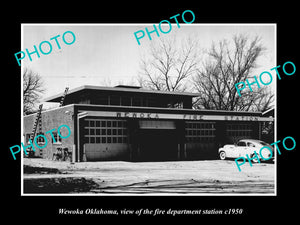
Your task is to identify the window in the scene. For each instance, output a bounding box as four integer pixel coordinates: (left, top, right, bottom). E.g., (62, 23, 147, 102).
(96, 137, 100, 143)
(110, 95, 121, 105)
(121, 96, 131, 106)
(96, 121, 100, 127)
(90, 121, 95, 127)
(237, 141, 246, 147)
(226, 123, 252, 139)
(90, 137, 95, 143)
(84, 119, 128, 144)
(185, 122, 216, 143)
(51, 132, 62, 144)
(173, 102, 183, 109)
(132, 97, 141, 106)
(247, 142, 256, 147)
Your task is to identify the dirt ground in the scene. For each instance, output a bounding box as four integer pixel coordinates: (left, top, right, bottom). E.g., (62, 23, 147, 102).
(23, 158, 275, 194)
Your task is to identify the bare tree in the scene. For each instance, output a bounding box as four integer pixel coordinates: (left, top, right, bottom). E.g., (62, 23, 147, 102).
(138, 36, 200, 92)
(193, 34, 274, 112)
(23, 68, 45, 115)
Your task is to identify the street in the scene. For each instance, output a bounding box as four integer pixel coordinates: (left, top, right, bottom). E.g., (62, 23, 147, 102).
(23, 158, 275, 194)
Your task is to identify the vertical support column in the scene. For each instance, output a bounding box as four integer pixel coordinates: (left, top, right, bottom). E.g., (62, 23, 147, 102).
(258, 122, 262, 140)
(82, 144, 87, 162)
(137, 144, 140, 159)
(72, 144, 76, 164)
(177, 120, 186, 160)
(76, 111, 88, 162)
(77, 117, 80, 162)
(129, 144, 133, 161)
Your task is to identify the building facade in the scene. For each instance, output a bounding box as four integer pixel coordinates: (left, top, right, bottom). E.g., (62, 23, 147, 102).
(23, 85, 274, 162)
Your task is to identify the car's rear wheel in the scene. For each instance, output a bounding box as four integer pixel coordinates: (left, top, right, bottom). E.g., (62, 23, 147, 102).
(250, 153, 259, 163)
(219, 151, 226, 160)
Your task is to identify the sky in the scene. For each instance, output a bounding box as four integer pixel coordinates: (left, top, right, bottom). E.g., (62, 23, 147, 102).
(22, 24, 276, 109)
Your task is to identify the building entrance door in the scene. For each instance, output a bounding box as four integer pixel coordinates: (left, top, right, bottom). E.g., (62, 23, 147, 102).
(137, 120, 178, 161)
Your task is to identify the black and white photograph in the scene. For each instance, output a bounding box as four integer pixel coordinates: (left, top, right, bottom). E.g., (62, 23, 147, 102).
(4, 4, 298, 221)
(21, 23, 276, 195)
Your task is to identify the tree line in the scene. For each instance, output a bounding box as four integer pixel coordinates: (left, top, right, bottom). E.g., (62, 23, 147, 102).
(23, 33, 274, 115)
(138, 34, 274, 112)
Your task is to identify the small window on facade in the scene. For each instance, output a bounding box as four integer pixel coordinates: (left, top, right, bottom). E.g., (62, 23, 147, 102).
(118, 137, 123, 143)
(118, 121, 123, 127)
(90, 137, 95, 143)
(83, 129, 89, 136)
(122, 96, 131, 106)
(110, 95, 121, 105)
(96, 121, 100, 127)
(51, 132, 62, 143)
(132, 97, 141, 106)
(96, 137, 101, 143)
(90, 121, 95, 127)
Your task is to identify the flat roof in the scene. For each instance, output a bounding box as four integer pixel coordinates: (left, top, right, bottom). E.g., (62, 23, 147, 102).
(43, 85, 200, 102)
(24, 103, 264, 119)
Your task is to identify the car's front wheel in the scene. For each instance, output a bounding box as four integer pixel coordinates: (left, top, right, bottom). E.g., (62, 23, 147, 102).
(219, 151, 226, 160)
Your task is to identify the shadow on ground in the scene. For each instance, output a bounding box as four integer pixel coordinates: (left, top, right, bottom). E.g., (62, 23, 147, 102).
(24, 165, 62, 174)
(24, 177, 99, 193)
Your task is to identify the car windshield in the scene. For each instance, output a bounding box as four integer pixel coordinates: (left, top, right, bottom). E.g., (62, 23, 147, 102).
(257, 141, 269, 146)
(255, 140, 273, 149)
(247, 142, 255, 147)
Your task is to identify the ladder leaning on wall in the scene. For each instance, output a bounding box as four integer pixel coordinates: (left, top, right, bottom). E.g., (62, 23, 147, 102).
(59, 87, 69, 107)
(27, 104, 43, 157)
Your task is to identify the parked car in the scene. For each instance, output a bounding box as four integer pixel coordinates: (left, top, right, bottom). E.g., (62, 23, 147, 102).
(218, 139, 274, 162)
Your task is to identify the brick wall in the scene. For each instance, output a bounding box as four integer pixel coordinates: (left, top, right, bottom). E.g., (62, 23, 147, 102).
(23, 104, 75, 159)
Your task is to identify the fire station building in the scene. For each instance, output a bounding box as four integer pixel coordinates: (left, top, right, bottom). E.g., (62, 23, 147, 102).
(23, 85, 274, 162)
